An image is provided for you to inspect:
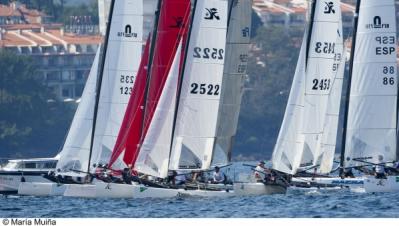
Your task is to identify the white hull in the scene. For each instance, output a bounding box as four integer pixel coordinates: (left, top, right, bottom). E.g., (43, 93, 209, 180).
(0, 173, 50, 194)
(233, 182, 287, 196)
(18, 182, 66, 196)
(95, 182, 235, 198)
(63, 184, 96, 198)
(292, 177, 364, 190)
(364, 176, 399, 193)
(95, 182, 180, 198)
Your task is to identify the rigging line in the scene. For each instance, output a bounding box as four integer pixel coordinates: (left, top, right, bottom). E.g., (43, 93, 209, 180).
(134, 0, 163, 168)
(339, 0, 361, 177)
(167, 0, 199, 170)
(86, 0, 116, 175)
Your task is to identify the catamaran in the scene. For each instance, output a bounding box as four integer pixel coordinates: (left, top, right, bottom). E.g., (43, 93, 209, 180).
(340, 0, 398, 193)
(17, 0, 150, 197)
(95, 0, 254, 198)
(271, 0, 348, 191)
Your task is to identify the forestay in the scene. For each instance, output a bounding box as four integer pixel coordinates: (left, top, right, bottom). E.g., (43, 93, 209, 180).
(169, 0, 229, 171)
(55, 47, 100, 173)
(212, 0, 252, 166)
(91, 0, 144, 171)
(344, 0, 397, 167)
(301, 0, 344, 172)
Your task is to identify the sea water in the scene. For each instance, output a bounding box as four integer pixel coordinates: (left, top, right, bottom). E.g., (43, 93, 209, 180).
(0, 188, 398, 218)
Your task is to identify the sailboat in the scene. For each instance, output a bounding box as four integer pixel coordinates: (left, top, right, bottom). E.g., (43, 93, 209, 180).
(95, 0, 254, 198)
(17, 47, 101, 196)
(340, 0, 398, 193)
(268, 0, 346, 191)
(61, 0, 148, 197)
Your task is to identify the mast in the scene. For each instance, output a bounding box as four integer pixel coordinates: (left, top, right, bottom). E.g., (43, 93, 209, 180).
(339, 0, 361, 176)
(304, 0, 316, 68)
(168, 0, 198, 165)
(86, 0, 115, 174)
(135, 0, 163, 166)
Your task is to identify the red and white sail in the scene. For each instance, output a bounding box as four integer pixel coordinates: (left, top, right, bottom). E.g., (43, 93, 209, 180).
(135, 42, 183, 178)
(107, 36, 151, 168)
(344, 0, 397, 167)
(169, 0, 229, 171)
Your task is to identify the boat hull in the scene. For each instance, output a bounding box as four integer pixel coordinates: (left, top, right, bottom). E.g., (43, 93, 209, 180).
(364, 176, 399, 193)
(63, 184, 96, 198)
(233, 182, 287, 196)
(0, 172, 50, 194)
(18, 182, 66, 196)
(292, 177, 364, 191)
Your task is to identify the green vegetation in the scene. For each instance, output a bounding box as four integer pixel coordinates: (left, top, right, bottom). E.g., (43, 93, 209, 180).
(0, 50, 74, 158)
(233, 25, 304, 160)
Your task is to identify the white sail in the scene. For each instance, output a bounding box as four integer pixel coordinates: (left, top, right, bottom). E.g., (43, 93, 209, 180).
(272, 0, 344, 174)
(317, 46, 346, 173)
(302, 0, 344, 171)
(135, 42, 183, 178)
(91, 0, 144, 171)
(212, 0, 252, 166)
(55, 47, 100, 173)
(169, 0, 229, 171)
(272, 34, 307, 175)
(344, 0, 397, 166)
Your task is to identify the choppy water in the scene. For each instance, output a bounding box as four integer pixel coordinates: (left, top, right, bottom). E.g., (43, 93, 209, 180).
(1, 188, 398, 218)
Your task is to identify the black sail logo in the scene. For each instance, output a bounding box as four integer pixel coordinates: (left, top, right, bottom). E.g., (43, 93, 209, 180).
(204, 8, 220, 20)
(324, 1, 335, 14)
(366, 16, 389, 29)
(118, 24, 138, 38)
(170, 17, 184, 28)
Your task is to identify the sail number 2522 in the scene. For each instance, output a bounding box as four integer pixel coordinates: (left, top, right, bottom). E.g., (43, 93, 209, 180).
(193, 47, 224, 60)
(190, 83, 220, 95)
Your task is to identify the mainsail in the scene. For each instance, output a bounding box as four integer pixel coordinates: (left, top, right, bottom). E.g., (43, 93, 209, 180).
(169, 0, 229, 171)
(272, 0, 344, 174)
(108, 36, 151, 168)
(90, 0, 145, 171)
(301, 0, 344, 172)
(343, 0, 397, 167)
(212, 0, 252, 166)
(55, 47, 100, 173)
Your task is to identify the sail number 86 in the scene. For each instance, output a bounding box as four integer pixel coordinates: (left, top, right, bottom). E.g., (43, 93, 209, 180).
(382, 66, 395, 86)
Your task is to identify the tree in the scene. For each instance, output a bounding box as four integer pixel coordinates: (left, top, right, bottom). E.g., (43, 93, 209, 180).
(233, 26, 304, 160)
(0, 50, 74, 158)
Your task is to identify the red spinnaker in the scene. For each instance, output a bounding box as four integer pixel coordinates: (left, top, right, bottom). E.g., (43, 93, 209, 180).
(141, 0, 191, 158)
